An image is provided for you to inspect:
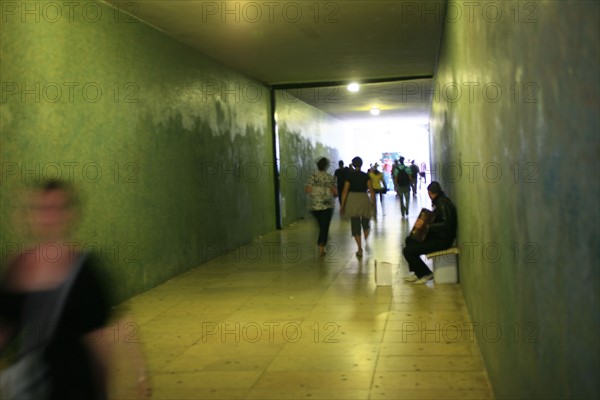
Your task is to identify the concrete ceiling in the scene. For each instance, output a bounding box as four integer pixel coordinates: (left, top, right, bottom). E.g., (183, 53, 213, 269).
(105, 0, 446, 121)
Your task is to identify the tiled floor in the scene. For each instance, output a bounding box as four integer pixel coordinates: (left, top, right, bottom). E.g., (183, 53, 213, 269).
(108, 189, 494, 400)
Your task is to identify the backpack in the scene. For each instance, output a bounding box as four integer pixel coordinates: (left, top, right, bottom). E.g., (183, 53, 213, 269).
(397, 166, 410, 186)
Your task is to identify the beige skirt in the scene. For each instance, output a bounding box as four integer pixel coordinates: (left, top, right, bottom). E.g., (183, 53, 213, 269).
(345, 192, 373, 218)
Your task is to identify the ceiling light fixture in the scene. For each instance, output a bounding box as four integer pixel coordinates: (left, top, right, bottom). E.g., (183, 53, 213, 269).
(370, 107, 380, 116)
(347, 83, 360, 92)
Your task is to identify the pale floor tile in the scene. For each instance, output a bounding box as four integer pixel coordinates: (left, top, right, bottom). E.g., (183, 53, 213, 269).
(108, 193, 494, 399)
(379, 341, 482, 357)
(369, 389, 494, 400)
(163, 351, 277, 373)
(372, 370, 491, 391)
(152, 389, 249, 400)
(152, 370, 262, 389)
(382, 329, 479, 344)
(252, 371, 373, 390)
(276, 341, 381, 357)
(267, 353, 378, 372)
(376, 355, 486, 371)
(246, 389, 372, 400)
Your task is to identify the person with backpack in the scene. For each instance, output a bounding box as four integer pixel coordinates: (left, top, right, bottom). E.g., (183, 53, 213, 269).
(393, 157, 412, 218)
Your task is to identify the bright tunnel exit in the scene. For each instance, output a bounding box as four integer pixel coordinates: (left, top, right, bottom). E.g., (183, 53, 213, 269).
(337, 117, 431, 179)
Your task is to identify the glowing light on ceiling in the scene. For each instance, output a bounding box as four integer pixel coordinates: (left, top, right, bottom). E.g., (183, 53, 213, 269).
(347, 83, 360, 92)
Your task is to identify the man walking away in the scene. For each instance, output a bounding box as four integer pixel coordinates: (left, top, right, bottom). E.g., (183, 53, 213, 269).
(394, 157, 412, 218)
(410, 160, 419, 195)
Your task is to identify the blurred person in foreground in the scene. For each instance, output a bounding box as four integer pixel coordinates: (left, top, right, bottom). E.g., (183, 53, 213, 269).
(0, 180, 151, 399)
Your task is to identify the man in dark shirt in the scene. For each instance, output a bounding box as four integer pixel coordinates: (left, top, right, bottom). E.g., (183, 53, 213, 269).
(402, 181, 457, 284)
(409, 160, 420, 195)
(394, 157, 412, 218)
(334, 160, 348, 205)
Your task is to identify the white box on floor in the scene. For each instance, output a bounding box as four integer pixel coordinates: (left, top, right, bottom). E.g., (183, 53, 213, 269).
(426, 248, 459, 284)
(433, 259, 457, 284)
(375, 261, 393, 286)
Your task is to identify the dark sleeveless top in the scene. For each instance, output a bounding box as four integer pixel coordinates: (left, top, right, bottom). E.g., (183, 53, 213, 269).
(0, 253, 112, 399)
(346, 169, 370, 192)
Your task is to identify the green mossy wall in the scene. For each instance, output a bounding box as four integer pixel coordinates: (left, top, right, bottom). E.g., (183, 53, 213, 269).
(430, 1, 599, 398)
(0, 0, 275, 302)
(275, 91, 342, 227)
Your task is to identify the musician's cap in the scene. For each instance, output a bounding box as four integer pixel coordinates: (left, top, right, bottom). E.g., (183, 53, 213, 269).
(427, 181, 443, 194)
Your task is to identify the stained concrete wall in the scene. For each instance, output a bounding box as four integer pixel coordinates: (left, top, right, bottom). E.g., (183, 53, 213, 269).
(0, 0, 276, 302)
(275, 91, 344, 227)
(430, 1, 599, 398)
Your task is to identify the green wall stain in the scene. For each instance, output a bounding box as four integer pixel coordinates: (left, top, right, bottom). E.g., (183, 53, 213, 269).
(0, 0, 275, 302)
(0, 0, 344, 305)
(275, 91, 342, 226)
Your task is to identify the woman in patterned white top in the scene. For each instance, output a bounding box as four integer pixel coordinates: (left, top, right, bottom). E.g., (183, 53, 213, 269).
(305, 157, 338, 257)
